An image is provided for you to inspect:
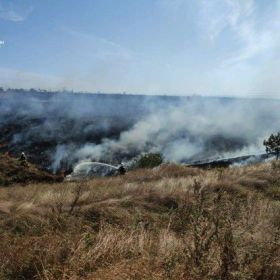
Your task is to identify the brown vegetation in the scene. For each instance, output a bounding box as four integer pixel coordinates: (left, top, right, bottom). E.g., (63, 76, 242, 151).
(0, 162, 280, 279)
(0, 154, 63, 186)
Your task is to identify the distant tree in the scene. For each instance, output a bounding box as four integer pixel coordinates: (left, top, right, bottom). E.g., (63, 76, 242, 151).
(263, 132, 280, 160)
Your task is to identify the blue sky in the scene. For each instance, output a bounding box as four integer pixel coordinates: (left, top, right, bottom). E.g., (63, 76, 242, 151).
(0, 0, 280, 97)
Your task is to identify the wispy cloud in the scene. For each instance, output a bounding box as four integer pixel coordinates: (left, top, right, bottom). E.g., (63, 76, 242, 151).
(200, 0, 255, 41)
(0, 40, 4, 47)
(62, 27, 135, 62)
(200, 0, 280, 66)
(158, 0, 186, 18)
(0, 3, 33, 22)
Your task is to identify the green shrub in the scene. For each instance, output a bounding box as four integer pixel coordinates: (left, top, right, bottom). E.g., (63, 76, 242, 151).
(137, 153, 163, 168)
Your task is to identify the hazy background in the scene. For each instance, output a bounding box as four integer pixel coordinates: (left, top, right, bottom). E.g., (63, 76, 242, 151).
(1, 0, 280, 97)
(1, 91, 280, 171)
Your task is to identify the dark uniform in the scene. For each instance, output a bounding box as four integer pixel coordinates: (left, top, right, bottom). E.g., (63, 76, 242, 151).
(118, 164, 126, 175)
(19, 152, 28, 167)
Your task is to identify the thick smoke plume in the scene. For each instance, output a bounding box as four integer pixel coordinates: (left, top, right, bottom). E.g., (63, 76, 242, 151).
(1, 90, 280, 172)
(68, 97, 280, 165)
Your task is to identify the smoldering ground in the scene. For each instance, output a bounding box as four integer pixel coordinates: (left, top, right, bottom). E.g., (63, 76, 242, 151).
(1, 90, 280, 172)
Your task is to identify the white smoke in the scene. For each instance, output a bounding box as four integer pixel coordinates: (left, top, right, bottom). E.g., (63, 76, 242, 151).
(59, 97, 280, 168)
(1, 91, 280, 171)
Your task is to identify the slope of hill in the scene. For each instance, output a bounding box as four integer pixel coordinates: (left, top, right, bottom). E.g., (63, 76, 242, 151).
(0, 154, 63, 186)
(0, 162, 280, 279)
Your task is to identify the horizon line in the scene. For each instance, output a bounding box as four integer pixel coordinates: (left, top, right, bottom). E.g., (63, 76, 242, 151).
(1, 86, 279, 100)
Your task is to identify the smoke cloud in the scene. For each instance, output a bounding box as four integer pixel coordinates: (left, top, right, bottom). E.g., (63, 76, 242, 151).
(1, 90, 280, 172)
(69, 97, 280, 165)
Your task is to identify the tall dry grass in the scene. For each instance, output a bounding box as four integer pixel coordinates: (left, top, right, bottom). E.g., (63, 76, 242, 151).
(0, 163, 280, 279)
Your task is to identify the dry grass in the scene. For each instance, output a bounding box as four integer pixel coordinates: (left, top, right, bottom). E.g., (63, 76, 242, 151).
(1, 162, 280, 279)
(0, 154, 63, 186)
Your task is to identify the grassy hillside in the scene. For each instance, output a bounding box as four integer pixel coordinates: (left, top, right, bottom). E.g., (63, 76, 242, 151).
(0, 162, 280, 279)
(0, 154, 63, 186)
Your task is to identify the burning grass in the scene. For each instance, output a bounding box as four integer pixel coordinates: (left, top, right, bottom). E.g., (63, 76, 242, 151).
(0, 162, 280, 279)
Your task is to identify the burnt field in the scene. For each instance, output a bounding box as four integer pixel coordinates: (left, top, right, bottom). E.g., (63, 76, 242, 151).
(0, 90, 154, 171)
(1, 89, 280, 172)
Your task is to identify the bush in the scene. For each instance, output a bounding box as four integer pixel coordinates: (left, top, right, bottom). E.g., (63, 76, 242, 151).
(137, 153, 163, 168)
(264, 132, 280, 160)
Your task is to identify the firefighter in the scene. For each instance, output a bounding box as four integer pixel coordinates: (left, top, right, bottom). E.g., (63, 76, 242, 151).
(19, 152, 28, 167)
(19, 152, 26, 161)
(118, 163, 126, 175)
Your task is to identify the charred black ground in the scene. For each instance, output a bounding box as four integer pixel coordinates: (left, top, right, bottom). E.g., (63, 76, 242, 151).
(1, 89, 280, 172)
